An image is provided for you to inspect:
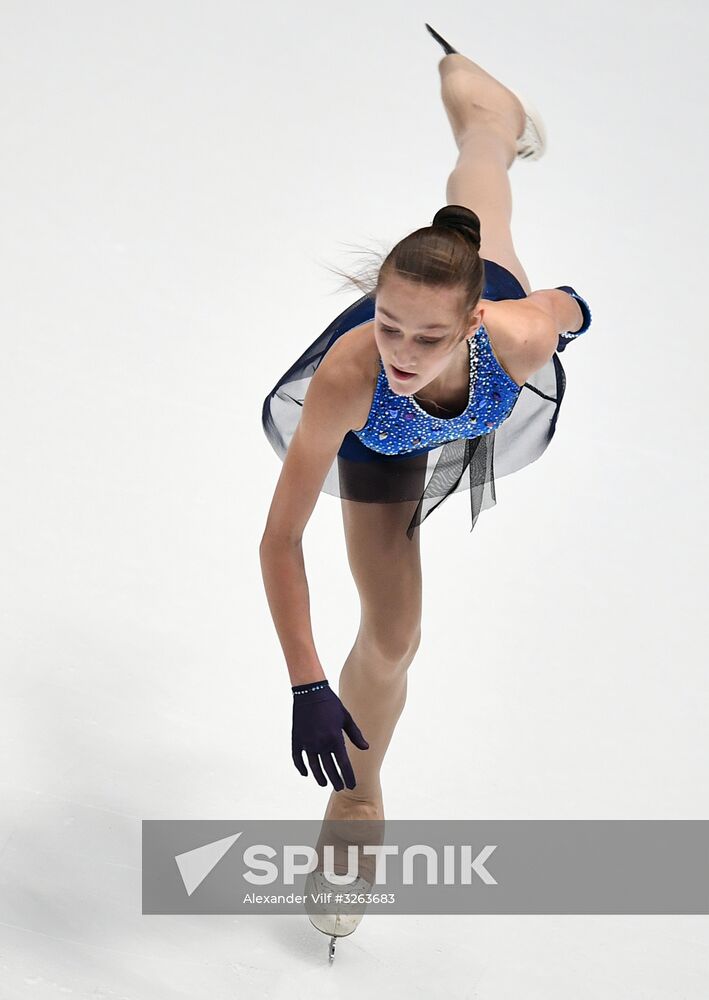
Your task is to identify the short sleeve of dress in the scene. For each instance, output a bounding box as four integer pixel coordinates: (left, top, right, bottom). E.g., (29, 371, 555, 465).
(553, 285, 593, 352)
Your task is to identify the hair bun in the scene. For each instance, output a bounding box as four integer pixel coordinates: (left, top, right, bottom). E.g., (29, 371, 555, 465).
(432, 204, 481, 252)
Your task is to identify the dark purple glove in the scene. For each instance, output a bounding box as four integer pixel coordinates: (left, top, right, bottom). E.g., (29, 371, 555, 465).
(291, 680, 369, 790)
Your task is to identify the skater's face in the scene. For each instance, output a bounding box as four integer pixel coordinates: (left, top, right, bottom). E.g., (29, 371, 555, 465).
(374, 275, 483, 393)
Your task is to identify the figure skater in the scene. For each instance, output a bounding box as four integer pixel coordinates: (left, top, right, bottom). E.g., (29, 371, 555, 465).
(259, 23, 592, 961)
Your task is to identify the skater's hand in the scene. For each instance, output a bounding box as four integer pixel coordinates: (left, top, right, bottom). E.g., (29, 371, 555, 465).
(291, 680, 369, 790)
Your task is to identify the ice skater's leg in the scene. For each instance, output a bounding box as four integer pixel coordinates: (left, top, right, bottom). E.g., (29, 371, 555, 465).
(313, 491, 423, 880)
(334, 493, 423, 804)
(438, 53, 532, 294)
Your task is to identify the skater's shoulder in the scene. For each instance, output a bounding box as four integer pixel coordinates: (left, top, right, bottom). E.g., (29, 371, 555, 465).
(479, 297, 557, 385)
(479, 297, 533, 349)
(314, 321, 380, 431)
(321, 319, 380, 379)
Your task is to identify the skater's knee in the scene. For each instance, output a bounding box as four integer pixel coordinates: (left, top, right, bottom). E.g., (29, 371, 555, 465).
(357, 620, 421, 668)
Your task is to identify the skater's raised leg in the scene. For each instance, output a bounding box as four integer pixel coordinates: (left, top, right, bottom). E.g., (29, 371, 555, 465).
(438, 52, 532, 294)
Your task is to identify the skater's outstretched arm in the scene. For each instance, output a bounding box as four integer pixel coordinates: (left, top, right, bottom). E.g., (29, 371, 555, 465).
(525, 288, 586, 336)
(259, 345, 372, 790)
(490, 285, 592, 373)
(259, 350, 363, 685)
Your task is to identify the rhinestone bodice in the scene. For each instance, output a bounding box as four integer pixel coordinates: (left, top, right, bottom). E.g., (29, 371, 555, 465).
(351, 324, 522, 455)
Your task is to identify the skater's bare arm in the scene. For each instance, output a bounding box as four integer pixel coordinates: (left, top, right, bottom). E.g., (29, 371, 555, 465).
(515, 289, 585, 338)
(259, 345, 366, 686)
(489, 289, 585, 377)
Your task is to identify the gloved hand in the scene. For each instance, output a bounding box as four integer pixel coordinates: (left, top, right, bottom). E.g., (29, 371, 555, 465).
(291, 680, 369, 790)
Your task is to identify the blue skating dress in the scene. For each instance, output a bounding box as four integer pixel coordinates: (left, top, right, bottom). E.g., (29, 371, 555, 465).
(262, 258, 592, 539)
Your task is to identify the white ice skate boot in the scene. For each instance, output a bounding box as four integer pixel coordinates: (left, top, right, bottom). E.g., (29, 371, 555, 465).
(304, 869, 374, 963)
(425, 21, 548, 161)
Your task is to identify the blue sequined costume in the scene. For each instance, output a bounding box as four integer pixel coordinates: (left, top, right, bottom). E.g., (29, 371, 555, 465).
(351, 326, 522, 455)
(262, 258, 592, 539)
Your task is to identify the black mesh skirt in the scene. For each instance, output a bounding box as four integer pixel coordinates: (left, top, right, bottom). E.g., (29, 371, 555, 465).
(262, 259, 582, 540)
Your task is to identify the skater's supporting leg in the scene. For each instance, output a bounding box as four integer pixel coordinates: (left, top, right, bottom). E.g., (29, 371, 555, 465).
(311, 495, 422, 882)
(335, 494, 424, 803)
